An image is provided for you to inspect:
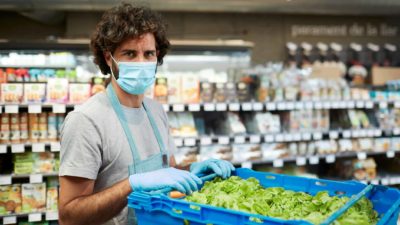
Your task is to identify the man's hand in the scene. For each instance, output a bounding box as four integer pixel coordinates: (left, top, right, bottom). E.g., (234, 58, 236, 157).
(190, 159, 235, 179)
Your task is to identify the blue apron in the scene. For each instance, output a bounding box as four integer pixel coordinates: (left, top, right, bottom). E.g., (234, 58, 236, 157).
(106, 85, 169, 225)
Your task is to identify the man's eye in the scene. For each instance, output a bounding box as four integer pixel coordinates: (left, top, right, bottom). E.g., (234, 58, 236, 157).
(126, 52, 135, 57)
(146, 52, 155, 57)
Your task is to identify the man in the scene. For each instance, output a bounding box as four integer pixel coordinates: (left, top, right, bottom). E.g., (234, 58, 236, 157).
(59, 3, 234, 225)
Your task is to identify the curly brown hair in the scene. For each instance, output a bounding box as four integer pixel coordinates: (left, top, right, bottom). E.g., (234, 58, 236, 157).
(90, 3, 170, 75)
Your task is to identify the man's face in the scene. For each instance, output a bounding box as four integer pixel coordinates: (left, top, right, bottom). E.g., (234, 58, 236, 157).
(105, 32, 158, 74)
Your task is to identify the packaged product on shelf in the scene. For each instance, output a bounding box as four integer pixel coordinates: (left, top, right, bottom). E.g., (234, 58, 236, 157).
(214, 83, 226, 103)
(232, 144, 262, 163)
(339, 139, 353, 152)
(28, 114, 40, 143)
(57, 114, 65, 139)
(69, 83, 91, 104)
(352, 158, 377, 180)
(200, 82, 214, 103)
(174, 147, 198, 167)
(315, 140, 337, 154)
(28, 69, 41, 82)
(46, 78, 69, 103)
(91, 77, 106, 95)
(6, 68, 16, 82)
(20, 113, 29, 142)
(0, 184, 22, 215)
(167, 74, 181, 103)
(14, 152, 34, 174)
(248, 112, 280, 134)
(46, 178, 58, 212)
(257, 74, 270, 102)
(167, 112, 181, 136)
(357, 110, 371, 128)
(392, 109, 400, 127)
(237, 82, 251, 102)
(15, 68, 29, 82)
(374, 138, 391, 152)
(0, 114, 10, 144)
(10, 114, 20, 143)
(47, 113, 58, 141)
(261, 143, 289, 160)
(23, 83, 46, 103)
(1, 83, 23, 103)
(225, 82, 237, 102)
(21, 183, 46, 213)
(216, 112, 246, 135)
(33, 152, 56, 174)
(38, 113, 48, 142)
(0, 68, 6, 83)
(42, 69, 55, 81)
(392, 138, 400, 151)
(199, 145, 232, 161)
(154, 77, 168, 104)
(0, 185, 9, 214)
(358, 138, 374, 151)
(181, 74, 200, 103)
(177, 112, 198, 137)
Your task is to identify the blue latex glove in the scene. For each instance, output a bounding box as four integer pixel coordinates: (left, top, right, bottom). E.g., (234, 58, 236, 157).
(129, 167, 202, 194)
(190, 159, 235, 179)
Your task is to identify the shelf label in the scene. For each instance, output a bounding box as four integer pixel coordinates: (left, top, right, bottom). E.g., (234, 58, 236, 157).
(381, 178, 390, 186)
(172, 104, 185, 112)
(275, 134, 284, 142)
(374, 129, 382, 137)
(264, 135, 275, 143)
(32, 143, 45, 153)
(313, 132, 323, 140)
(11, 144, 24, 153)
(371, 180, 379, 185)
(386, 151, 395, 158)
(188, 104, 200, 112)
(3, 216, 17, 225)
(200, 137, 212, 146)
(29, 213, 42, 222)
(356, 101, 365, 108)
(46, 211, 59, 221)
(52, 104, 66, 113)
(252, 102, 263, 111)
(234, 136, 246, 144)
(352, 130, 361, 138)
(5, 105, 19, 114)
(284, 134, 293, 142)
(329, 131, 339, 139)
(296, 157, 306, 166)
(273, 159, 284, 168)
(295, 102, 304, 110)
(28, 104, 42, 113)
(305, 101, 313, 109)
(228, 103, 240, 111)
(379, 101, 388, 109)
(242, 103, 252, 111)
(326, 155, 336, 163)
(174, 138, 183, 147)
(357, 152, 367, 160)
(216, 103, 227, 111)
(184, 138, 196, 147)
(0, 144, 6, 154)
(0, 175, 12, 185)
(218, 136, 230, 145)
(162, 104, 170, 112)
(314, 101, 323, 109)
(30, 174, 43, 184)
(309, 156, 320, 165)
(266, 102, 277, 111)
(204, 103, 215, 111)
(241, 161, 253, 169)
(347, 101, 355, 108)
(395, 101, 400, 108)
(277, 102, 287, 110)
(302, 133, 312, 141)
(331, 101, 340, 109)
(339, 101, 347, 109)
(394, 128, 400, 135)
(365, 101, 374, 109)
(342, 130, 351, 138)
(293, 133, 302, 141)
(359, 129, 367, 137)
(286, 102, 295, 110)
(50, 142, 61, 152)
(323, 102, 331, 109)
(367, 129, 375, 137)
(249, 135, 261, 143)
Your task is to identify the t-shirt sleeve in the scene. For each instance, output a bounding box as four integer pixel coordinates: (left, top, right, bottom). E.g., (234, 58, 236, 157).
(59, 111, 102, 180)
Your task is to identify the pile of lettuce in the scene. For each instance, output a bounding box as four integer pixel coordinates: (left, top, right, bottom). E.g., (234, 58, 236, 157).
(185, 176, 378, 225)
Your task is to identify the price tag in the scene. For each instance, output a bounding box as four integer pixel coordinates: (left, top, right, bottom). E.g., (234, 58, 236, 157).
(395, 101, 400, 108)
(218, 136, 230, 145)
(216, 103, 227, 111)
(29, 213, 42, 222)
(393, 128, 400, 135)
(374, 129, 382, 137)
(386, 151, 395, 158)
(29, 174, 43, 183)
(296, 157, 306, 166)
(264, 135, 275, 143)
(0, 144, 7, 154)
(200, 137, 212, 145)
(241, 161, 253, 169)
(342, 130, 351, 138)
(329, 131, 339, 139)
(50, 142, 61, 152)
(0, 175, 12, 185)
(295, 102, 304, 110)
(266, 102, 277, 111)
(381, 178, 390, 186)
(234, 136, 246, 144)
(302, 133, 312, 141)
(253, 102, 263, 111)
(188, 104, 200, 112)
(275, 134, 284, 142)
(326, 155, 336, 163)
(389, 177, 398, 185)
(28, 104, 42, 113)
(273, 159, 284, 168)
(305, 101, 313, 109)
(371, 180, 379, 185)
(314, 101, 323, 109)
(359, 129, 367, 137)
(32, 143, 45, 153)
(162, 104, 170, 112)
(347, 101, 355, 108)
(277, 102, 287, 110)
(284, 134, 293, 142)
(3, 216, 17, 225)
(228, 103, 240, 111)
(357, 152, 367, 160)
(5, 105, 19, 113)
(204, 103, 215, 111)
(249, 135, 261, 143)
(309, 156, 320, 165)
(379, 101, 388, 109)
(313, 132, 323, 140)
(356, 101, 365, 108)
(352, 130, 361, 138)
(323, 102, 331, 109)
(184, 138, 196, 147)
(286, 102, 295, 110)
(365, 101, 374, 109)
(367, 129, 375, 137)
(46, 211, 59, 221)
(339, 101, 347, 109)
(11, 144, 24, 153)
(242, 103, 252, 111)
(174, 138, 183, 147)
(293, 133, 302, 141)
(52, 104, 66, 113)
(173, 104, 185, 112)
(332, 101, 340, 109)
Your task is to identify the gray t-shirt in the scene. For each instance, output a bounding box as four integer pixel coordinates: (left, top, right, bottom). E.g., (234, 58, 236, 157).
(59, 92, 176, 225)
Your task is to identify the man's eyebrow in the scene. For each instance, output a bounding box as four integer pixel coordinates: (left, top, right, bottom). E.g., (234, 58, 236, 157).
(121, 49, 137, 53)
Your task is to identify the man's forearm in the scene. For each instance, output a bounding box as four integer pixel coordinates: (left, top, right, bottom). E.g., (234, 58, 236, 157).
(59, 179, 132, 225)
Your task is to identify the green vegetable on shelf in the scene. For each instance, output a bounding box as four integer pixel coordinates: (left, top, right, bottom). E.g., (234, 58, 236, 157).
(185, 176, 378, 225)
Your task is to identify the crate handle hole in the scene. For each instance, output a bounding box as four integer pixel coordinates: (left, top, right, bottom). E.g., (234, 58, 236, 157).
(172, 208, 182, 214)
(190, 205, 201, 211)
(335, 191, 346, 195)
(249, 217, 263, 223)
(315, 181, 327, 186)
(265, 175, 276, 180)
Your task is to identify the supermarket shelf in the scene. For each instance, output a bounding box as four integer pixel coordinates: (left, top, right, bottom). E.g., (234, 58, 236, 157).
(0, 142, 60, 154)
(162, 100, 400, 112)
(233, 150, 400, 168)
(361, 175, 400, 186)
(0, 103, 77, 114)
(1, 211, 58, 224)
(0, 64, 75, 68)
(0, 172, 59, 185)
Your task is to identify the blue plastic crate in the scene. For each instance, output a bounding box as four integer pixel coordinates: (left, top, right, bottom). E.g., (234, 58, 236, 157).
(128, 168, 400, 225)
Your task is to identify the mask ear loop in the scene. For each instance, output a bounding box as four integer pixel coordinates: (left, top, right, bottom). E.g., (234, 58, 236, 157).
(109, 54, 119, 80)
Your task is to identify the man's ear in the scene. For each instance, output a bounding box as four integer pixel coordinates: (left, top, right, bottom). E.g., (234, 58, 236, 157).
(104, 51, 112, 68)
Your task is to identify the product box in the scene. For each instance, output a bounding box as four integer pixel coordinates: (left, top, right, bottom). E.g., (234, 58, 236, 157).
(9, 114, 20, 143)
(177, 112, 197, 137)
(167, 74, 181, 104)
(199, 145, 232, 162)
(21, 183, 46, 213)
(358, 138, 374, 151)
(46, 78, 69, 103)
(28, 114, 40, 143)
(174, 147, 198, 168)
(237, 82, 251, 102)
(167, 112, 180, 136)
(374, 138, 391, 152)
(69, 83, 91, 104)
(339, 139, 353, 152)
(20, 113, 29, 142)
(181, 74, 200, 104)
(213, 83, 226, 103)
(392, 138, 400, 151)
(0, 114, 10, 144)
(200, 82, 214, 103)
(47, 113, 58, 141)
(24, 83, 46, 103)
(0, 184, 22, 215)
(226, 112, 247, 135)
(33, 152, 56, 174)
(232, 144, 262, 163)
(154, 77, 168, 104)
(261, 143, 289, 160)
(38, 113, 48, 142)
(1, 83, 23, 103)
(225, 82, 237, 102)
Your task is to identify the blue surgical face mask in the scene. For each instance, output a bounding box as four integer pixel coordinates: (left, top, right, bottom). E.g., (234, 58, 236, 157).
(110, 55, 157, 95)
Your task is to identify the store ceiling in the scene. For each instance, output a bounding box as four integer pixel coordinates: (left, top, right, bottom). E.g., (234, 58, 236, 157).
(1, 0, 400, 15)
